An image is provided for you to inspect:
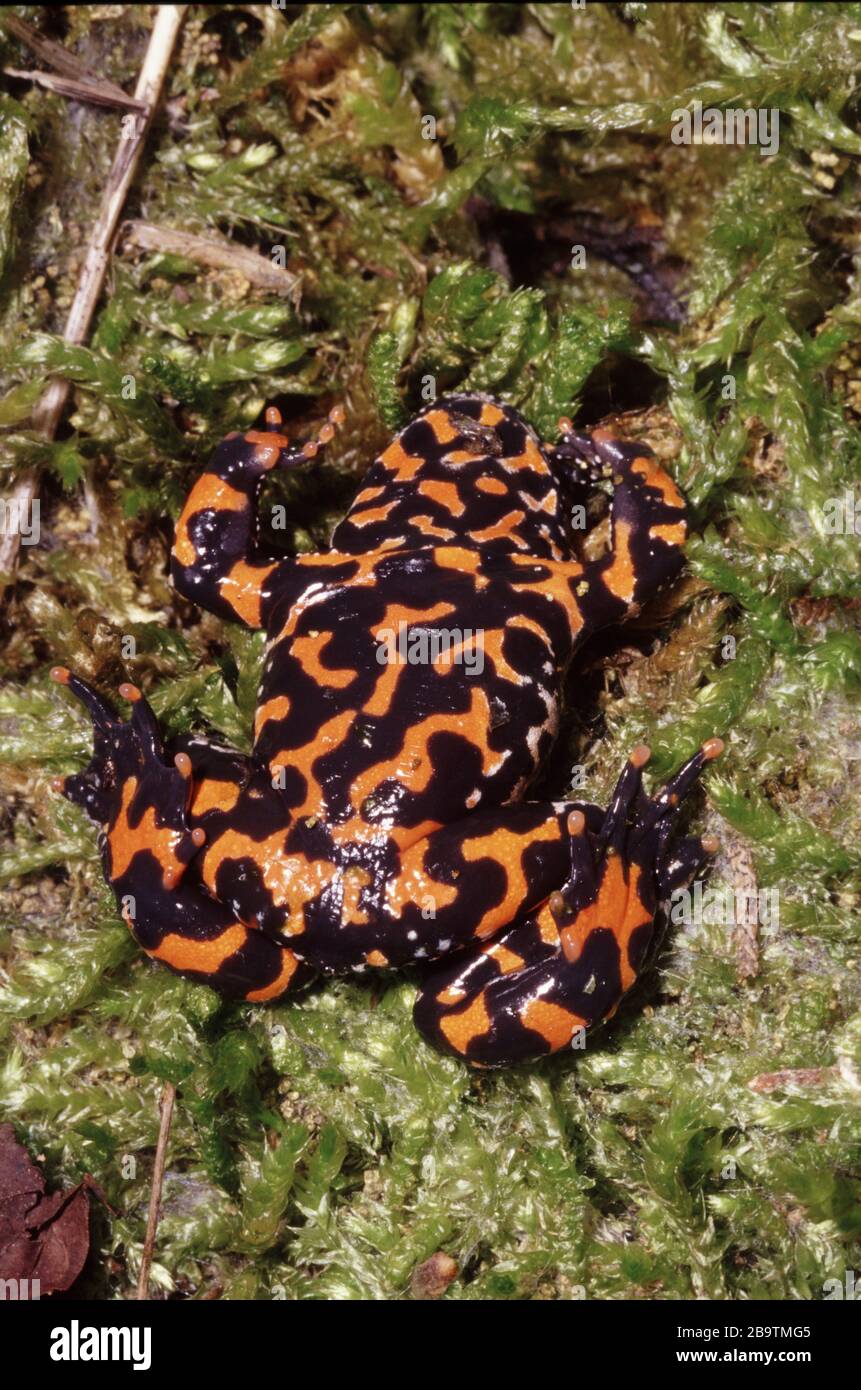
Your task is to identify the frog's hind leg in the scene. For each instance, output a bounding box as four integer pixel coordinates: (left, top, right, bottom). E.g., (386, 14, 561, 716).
(171, 404, 345, 628)
(51, 668, 311, 1001)
(413, 740, 722, 1067)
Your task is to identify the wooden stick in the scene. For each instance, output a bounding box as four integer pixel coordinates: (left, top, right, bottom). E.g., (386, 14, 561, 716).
(2, 13, 132, 101)
(122, 219, 302, 299)
(136, 1080, 176, 1301)
(0, 6, 187, 581)
(3, 67, 148, 112)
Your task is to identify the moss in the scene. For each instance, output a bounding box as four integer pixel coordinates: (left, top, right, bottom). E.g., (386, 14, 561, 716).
(1, 3, 861, 1302)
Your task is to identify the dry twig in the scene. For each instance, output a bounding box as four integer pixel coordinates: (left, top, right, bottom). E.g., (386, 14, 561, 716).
(3, 13, 133, 100)
(748, 1067, 834, 1094)
(4, 66, 148, 112)
(0, 6, 187, 581)
(122, 219, 302, 299)
(136, 1080, 176, 1301)
(725, 830, 760, 982)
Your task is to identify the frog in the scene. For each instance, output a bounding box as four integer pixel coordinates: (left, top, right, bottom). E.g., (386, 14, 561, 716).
(51, 393, 722, 1067)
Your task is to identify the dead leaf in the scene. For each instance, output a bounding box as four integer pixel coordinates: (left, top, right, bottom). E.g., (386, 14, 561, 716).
(411, 1251, 458, 1299)
(0, 1123, 92, 1295)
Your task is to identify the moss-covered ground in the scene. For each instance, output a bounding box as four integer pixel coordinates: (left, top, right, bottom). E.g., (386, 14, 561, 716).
(1, 3, 860, 1300)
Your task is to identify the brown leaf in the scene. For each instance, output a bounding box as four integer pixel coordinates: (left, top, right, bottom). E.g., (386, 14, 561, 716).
(0, 1124, 92, 1295)
(411, 1251, 458, 1300)
(748, 1067, 834, 1094)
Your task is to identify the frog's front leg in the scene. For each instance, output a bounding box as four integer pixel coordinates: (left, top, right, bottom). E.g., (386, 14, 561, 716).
(50, 669, 312, 1001)
(413, 740, 722, 1067)
(553, 425, 689, 627)
(171, 405, 344, 628)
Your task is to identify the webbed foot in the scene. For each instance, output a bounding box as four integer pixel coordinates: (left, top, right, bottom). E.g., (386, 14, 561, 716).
(414, 739, 723, 1066)
(51, 669, 204, 892)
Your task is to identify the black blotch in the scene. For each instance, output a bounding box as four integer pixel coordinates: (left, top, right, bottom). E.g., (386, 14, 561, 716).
(626, 919, 656, 977)
(521, 829, 570, 894)
(552, 925, 623, 1026)
(214, 857, 286, 935)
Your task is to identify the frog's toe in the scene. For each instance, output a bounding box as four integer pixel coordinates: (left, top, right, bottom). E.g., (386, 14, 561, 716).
(291, 404, 346, 462)
(51, 666, 121, 821)
(629, 738, 723, 849)
(658, 832, 720, 899)
(247, 402, 347, 469)
(51, 668, 204, 892)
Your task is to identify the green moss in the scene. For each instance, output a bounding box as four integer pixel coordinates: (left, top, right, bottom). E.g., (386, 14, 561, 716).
(1, 2, 861, 1302)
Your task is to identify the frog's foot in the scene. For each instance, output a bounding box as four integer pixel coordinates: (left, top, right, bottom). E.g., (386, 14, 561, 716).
(51, 668, 312, 1002)
(171, 405, 346, 628)
(51, 668, 206, 892)
(413, 739, 722, 1067)
(206, 402, 347, 485)
(551, 739, 723, 966)
(113, 858, 313, 1004)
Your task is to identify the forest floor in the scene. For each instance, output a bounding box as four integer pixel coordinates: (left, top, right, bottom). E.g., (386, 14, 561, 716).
(1, 3, 860, 1300)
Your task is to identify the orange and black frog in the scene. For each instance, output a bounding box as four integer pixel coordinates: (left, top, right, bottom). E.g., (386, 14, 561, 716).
(52, 393, 722, 1067)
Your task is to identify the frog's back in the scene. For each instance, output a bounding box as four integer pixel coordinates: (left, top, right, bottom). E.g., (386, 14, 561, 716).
(249, 395, 586, 842)
(254, 543, 569, 840)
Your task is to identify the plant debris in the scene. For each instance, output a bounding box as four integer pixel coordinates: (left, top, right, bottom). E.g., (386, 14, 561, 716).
(0, 1122, 94, 1295)
(1, 3, 861, 1302)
